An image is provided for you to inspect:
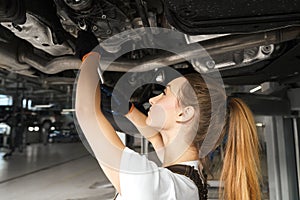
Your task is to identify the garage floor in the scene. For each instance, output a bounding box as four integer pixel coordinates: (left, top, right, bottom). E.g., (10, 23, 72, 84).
(0, 143, 116, 200)
(0, 142, 223, 200)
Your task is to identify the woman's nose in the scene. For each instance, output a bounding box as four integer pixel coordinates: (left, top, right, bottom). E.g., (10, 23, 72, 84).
(149, 93, 162, 105)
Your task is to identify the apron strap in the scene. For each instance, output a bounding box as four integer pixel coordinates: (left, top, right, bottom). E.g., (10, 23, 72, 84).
(166, 164, 208, 200)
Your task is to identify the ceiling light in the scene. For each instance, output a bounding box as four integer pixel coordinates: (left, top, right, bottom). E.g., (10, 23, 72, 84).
(250, 86, 262, 93)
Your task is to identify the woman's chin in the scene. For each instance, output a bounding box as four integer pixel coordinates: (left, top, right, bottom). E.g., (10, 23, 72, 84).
(146, 116, 160, 131)
(146, 117, 156, 129)
(145, 116, 151, 126)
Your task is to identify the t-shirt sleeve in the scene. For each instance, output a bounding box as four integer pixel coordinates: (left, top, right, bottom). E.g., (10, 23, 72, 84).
(119, 147, 162, 200)
(118, 148, 199, 200)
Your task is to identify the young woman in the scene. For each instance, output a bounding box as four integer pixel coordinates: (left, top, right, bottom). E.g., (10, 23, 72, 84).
(75, 52, 261, 200)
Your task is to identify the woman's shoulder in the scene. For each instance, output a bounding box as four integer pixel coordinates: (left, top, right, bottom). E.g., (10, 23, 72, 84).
(119, 148, 199, 199)
(119, 167, 199, 200)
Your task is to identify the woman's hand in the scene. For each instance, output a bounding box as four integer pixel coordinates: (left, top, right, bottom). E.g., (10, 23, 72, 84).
(100, 84, 133, 116)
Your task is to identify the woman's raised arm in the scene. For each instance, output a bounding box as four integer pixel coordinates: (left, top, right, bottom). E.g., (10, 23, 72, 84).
(75, 53, 125, 193)
(125, 107, 164, 162)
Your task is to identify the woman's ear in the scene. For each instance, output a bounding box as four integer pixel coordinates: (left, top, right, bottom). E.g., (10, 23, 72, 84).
(176, 106, 195, 123)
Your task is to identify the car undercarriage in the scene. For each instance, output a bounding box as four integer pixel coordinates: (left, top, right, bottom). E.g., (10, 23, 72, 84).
(0, 0, 300, 109)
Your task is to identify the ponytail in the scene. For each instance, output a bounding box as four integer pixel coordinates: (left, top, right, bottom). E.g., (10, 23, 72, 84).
(220, 98, 261, 200)
(181, 74, 261, 199)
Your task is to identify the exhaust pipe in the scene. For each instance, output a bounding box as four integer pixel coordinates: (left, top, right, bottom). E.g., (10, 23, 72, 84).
(18, 26, 300, 74)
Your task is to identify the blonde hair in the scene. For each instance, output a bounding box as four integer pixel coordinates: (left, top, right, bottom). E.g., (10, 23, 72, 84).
(180, 73, 261, 200)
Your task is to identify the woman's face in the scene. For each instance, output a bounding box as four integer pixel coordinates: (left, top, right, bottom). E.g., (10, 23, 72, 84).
(146, 77, 187, 130)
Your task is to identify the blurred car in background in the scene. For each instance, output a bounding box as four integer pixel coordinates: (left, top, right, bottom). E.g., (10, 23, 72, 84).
(24, 109, 77, 144)
(48, 122, 79, 143)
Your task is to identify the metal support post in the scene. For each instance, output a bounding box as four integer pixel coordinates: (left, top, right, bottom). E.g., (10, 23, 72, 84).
(292, 117, 300, 199)
(140, 137, 148, 156)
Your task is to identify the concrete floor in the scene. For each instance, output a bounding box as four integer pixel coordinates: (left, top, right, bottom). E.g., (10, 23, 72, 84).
(0, 143, 116, 200)
(0, 141, 268, 200)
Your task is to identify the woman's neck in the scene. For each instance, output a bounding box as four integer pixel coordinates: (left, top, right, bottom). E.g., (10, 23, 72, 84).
(159, 125, 199, 166)
(163, 146, 199, 166)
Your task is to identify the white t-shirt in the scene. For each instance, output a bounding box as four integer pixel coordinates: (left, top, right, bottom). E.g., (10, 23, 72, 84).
(116, 147, 200, 200)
